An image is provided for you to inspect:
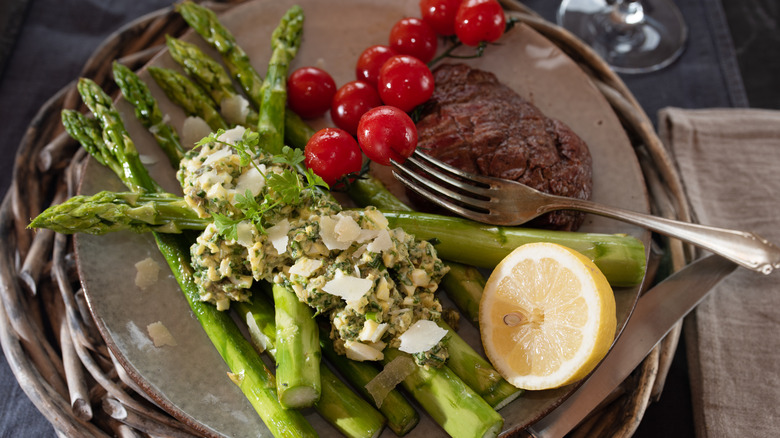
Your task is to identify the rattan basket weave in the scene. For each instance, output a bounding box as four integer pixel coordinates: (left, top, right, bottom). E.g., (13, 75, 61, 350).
(0, 1, 692, 436)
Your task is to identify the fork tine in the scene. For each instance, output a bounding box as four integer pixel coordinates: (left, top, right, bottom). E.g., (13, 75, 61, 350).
(411, 150, 499, 187)
(391, 159, 490, 210)
(391, 166, 497, 223)
(404, 152, 494, 198)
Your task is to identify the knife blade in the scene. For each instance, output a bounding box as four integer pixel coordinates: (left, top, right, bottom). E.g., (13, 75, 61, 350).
(522, 254, 737, 438)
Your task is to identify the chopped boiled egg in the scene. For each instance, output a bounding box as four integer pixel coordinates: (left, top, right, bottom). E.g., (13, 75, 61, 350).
(345, 340, 384, 361)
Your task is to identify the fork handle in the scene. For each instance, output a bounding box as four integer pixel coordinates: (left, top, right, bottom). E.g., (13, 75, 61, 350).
(561, 198, 780, 274)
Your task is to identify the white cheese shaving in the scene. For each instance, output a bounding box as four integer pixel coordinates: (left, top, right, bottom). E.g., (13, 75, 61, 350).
(236, 221, 254, 247)
(217, 125, 247, 145)
(289, 257, 324, 278)
(220, 94, 250, 125)
(367, 229, 392, 253)
(134, 257, 160, 290)
(147, 321, 177, 347)
(234, 164, 266, 197)
(398, 320, 448, 354)
(267, 219, 290, 255)
(319, 215, 351, 250)
(203, 147, 233, 167)
(245, 312, 269, 354)
(181, 116, 211, 149)
(323, 271, 372, 303)
(334, 214, 361, 242)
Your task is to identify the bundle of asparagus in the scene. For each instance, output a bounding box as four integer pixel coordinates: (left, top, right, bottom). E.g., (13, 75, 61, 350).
(29, 2, 648, 437)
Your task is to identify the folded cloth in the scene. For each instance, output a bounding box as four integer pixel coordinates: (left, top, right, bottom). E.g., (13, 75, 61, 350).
(658, 107, 780, 438)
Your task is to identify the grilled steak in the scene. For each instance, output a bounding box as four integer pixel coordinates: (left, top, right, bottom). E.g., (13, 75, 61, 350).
(414, 63, 593, 231)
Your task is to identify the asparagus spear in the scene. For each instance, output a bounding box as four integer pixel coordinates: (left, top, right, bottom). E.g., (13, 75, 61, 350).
(383, 348, 504, 438)
(175, 1, 315, 150)
(255, 5, 303, 154)
(65, 80, 316, 437)
(75, 78, 162, 194)
(318, 321, 420, 436)
(440, 262, 484, 324)
(271, 283, 322, 409)
(111, 61, 184, 167)
(165, 36, 260, 126)
(236, 295, 386, 438)
(147, 66, 229, 132)
(28, 191, 645, 286)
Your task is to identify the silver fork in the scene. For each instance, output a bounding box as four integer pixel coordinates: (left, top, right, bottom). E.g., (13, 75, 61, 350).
(391, 150, 780, 275)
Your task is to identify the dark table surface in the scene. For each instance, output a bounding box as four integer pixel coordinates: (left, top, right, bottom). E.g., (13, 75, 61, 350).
(0, 0, 777, 436)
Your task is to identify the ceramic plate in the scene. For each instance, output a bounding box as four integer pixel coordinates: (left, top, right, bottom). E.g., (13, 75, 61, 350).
(75, 0, 650, 436)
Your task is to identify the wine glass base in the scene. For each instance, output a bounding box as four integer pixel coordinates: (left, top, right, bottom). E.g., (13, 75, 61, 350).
(558, 0, 688, 74)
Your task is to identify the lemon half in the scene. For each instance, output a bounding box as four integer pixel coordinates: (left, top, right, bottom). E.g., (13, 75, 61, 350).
(479, 242, 616, 390)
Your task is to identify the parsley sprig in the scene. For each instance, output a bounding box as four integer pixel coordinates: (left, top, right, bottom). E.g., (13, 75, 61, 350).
(196, 129, 328, 240)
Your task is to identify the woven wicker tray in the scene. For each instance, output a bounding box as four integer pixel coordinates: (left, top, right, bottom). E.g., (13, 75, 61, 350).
(0, 1, 692, 436)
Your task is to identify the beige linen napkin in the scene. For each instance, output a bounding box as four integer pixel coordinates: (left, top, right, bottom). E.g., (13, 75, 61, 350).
(658, 107, 780, 438)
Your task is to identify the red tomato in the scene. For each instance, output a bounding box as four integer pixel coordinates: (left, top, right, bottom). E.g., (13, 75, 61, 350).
(388, 17, 438, 63)
(420, 0, 463, 36)
(356, 45, 398, 87)
(377, 55, 434, 113)
(454, 0, 506, 46)
(287, 67, 337, 119)
(357, 106, 418, 166)
(331, 81, 383, 136)
(304, 128, 363, 186)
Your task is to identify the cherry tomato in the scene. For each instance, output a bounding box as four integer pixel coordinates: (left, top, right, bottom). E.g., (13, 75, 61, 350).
(454, 0, 506, 46)
(377, 55, 434, 113)
(287, 67, 337, 119)
(356, 45, 398, 87)
(420, 0, 463, 36)
(304, 128, 363, 186)
(357, 106, 418, 166)
(331, 81, 383, 136)
(388, 17, 438, 63)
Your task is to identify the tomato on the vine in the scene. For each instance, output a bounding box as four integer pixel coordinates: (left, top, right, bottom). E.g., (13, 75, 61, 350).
(304, 128, 363, 186)
(388, 17, 438, 64)
(357, 106, 418, 166)
(454, 0, 506, 46)
(331, 81, 383, 137)
(377, 55, 434, 113)
(356, 45, 398, 87)
(286, 66, 337, 119)
(420, 0, 462, 36)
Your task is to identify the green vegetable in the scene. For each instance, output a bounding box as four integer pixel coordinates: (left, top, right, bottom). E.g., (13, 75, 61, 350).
(236, 295, 386, 438)
(111, 61, 184, 167)
(175, 0, 314, 149)
(271, 283, 322, 409)
(147, 65, 228, 131)
(255, 5, 303, 154)
(440, 262, 485, 324)
(383, 348, 503, 438)
(64, 77, 316, 437)
(318, 321, 420, 436)
(165, 36, 260, 126)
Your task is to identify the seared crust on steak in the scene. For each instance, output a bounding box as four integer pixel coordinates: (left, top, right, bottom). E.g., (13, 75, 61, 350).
(415, 63, 593, 231)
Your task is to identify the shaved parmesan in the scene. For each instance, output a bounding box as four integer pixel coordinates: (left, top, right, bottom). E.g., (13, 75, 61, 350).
(203, 147, 233, 166)
(289, 257, 323, 278)
(221, 95, 250, 125)
(364, 355, 415, 407)
(217, 126, 246, 145)
(235, 164, 266, 197)
(147, 322, 177, 347)
(245, 312, 270, 354)
(236, 221, 254, 247)
(134, 257, 160, 290)
(334, 214, 361, 242)
(345, 340, 384, 362)
(181, 116, 211, 149)
(367, 229, 392, 253)
(363, 208, 389, 229)
(267, 219, 290, 254)
(323, 271, 372, 303)
(398, 320, 447, 354)
(319, 215, 351, 250)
